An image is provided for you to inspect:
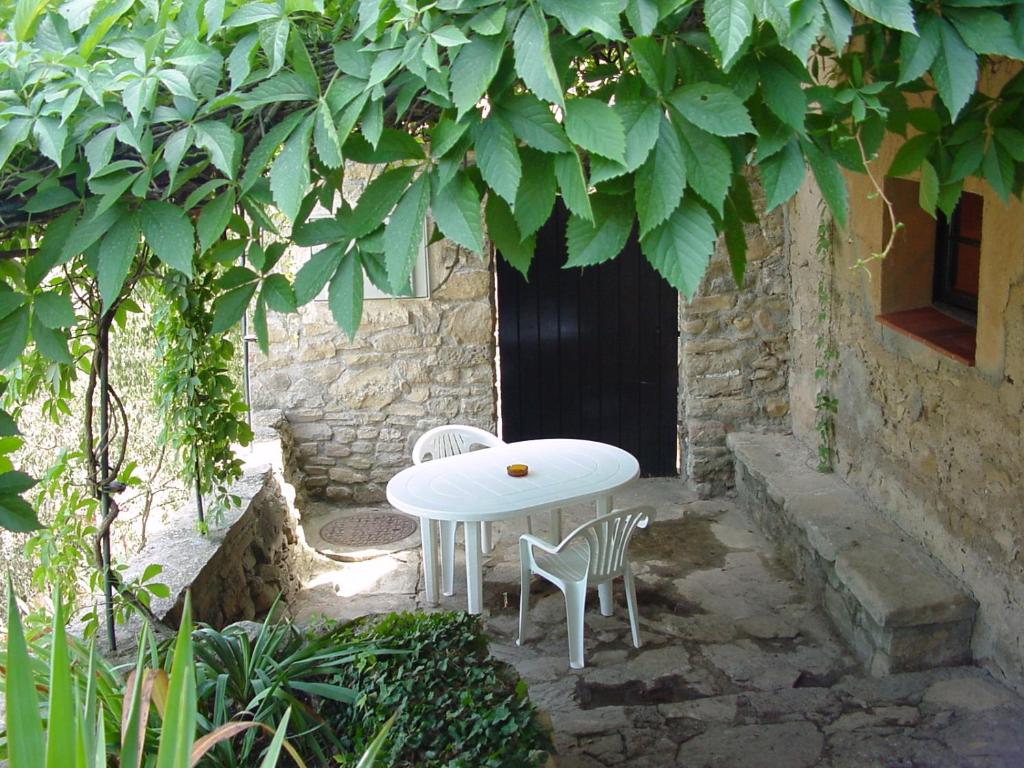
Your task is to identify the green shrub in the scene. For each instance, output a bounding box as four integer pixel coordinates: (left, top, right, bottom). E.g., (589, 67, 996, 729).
(327, 612, 551, 768)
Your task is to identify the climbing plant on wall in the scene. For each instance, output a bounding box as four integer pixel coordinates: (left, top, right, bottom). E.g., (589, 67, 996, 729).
(1, 0, 1024, 634)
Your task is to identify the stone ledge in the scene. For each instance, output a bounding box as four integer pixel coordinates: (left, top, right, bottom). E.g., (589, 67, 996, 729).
(123, 438, 303, 628)
(727, 431, 977, 675)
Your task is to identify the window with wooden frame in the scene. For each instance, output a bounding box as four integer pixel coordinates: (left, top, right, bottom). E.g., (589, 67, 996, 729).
(933, 191, 983, 319)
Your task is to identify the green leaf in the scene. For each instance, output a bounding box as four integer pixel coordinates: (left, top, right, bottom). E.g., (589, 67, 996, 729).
(628, 36, 664, 93)
(140, 201, 195, 276)
(554, 150, 593, 222)
(261, 274, 297, 313)
(675, 119, 732, 215)
(565, 194, 634, 267)
(351, 165, 416, 239)
(5, 580, 45, 766)
(211, 282, 258, 333)
(270, 115, 313, 222)
(197, 190, 236, 254)
(474, 117, 521, 204)
(23, 186, 78, 214)
(514, 6, 563, 107)
(635, 115, 687, 237)
(0, 490, 40, 532)
(328, 252, 364, 340)
(432, 25, 471, 46)
(155, 596, 196, 768)
(295, 243, 344, 304)
(32, 117, 67, 165)
(641, 197, 717, 300)
(759, 139, 805, 211)
(932, 19, 977, 120)
(469, 5, 507, 35)
(845, 0, 916, 32)
(496, 95, 572, 153)
(898, 13, 940, 84)
(241, 110, 307, 193)
(919, 160, 939, 216)
(761, 62, 806, 131)
(194, 121, 241, 179)
(625, 0, 658, 35)
(33, 291, 75, 329)
(618, 100, 662, 173)
(564, 98, 626, 163)
(669, 83, 755, 137)
(802, 139, 848, 228)
(887, 134, 935, 178)
(384, 172, 430, 292)
(822, 0, 853, 48)
(486, 195, 535, 279)
(314, 101, 344, 169)
(514, 148, 557, 237)
(450, 34, 505, 119)
(98, 212, 141, 311)
(705, 0, 754, 69)
(14, 0, 49, 40)
(950, 136, 985, 181)
(0, 305, 30, 370)
(431, 172, 484, 254)
(430, 117, 471, 159)
(724, 200, 748, 287)
(539, 0, 625, 40)
(983, 141, 1014, 203)
(252, 294, 269, 354)
(31, 315, 71, 364)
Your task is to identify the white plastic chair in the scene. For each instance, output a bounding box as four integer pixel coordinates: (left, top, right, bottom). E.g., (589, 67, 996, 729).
(517, 505, 655, 669)
(412, 425, 504, 597)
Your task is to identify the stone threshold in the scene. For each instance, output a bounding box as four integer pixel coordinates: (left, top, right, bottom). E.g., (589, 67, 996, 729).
(727, 432, 977, 676)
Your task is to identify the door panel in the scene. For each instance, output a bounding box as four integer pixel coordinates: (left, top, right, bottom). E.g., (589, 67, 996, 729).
(496, 201, 679, 476)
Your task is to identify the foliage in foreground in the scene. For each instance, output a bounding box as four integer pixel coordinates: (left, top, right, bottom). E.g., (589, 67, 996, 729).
(327, 611, 551, 768)
(1, 588, 396, 767)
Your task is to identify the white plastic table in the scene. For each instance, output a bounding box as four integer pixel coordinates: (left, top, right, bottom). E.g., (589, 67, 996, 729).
(385, 438, 640, 614)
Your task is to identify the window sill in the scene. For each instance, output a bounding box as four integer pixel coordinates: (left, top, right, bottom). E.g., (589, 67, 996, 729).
(876, 307, 976, 366)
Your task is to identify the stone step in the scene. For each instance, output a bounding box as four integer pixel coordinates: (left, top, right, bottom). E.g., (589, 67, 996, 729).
(727, 431, 977, 676)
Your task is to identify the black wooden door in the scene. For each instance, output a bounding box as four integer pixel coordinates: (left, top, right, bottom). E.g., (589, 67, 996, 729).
(496, 201, 679, 476)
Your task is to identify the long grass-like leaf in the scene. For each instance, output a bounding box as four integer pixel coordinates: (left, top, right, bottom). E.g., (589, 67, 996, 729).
(79, 641, 100, 767)
(355, 714, 397, 768)
(258, 708, 301, 768)
(45, 591, 75, 768)
(187, 718, 306, 767)
(155, 593, 196, 768)
(119, 624, 149, 768)
(5, 578, 45, 768)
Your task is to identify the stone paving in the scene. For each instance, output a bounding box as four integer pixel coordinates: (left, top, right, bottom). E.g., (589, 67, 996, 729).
(291, 479, 1024, 767)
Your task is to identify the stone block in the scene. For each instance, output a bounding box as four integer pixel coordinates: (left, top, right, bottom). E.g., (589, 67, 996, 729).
(728, 431, 977, 676)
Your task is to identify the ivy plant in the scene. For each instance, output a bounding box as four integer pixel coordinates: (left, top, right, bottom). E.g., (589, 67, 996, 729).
(0, 0, 1023, 541)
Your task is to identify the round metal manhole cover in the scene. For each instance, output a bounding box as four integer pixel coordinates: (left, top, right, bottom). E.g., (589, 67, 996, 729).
(318, 512, 417, 548)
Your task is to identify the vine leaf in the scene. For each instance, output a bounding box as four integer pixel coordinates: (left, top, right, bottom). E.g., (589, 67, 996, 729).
(486, 195, 535, 279)
(474, 117, 521, 204)
(329, 251, 364, 340)
(261, 274, 297, 313)
(0, 306, 31, 370)
(211, 281, 258, 334)
(635, 115, 687, 238)
(564, 98, 626, 163)
(0, 472, 40, 531)
(514, 148, 557, 238)
(669, 83, 755, 137)
(566, 194, 634, 268)
(30, 314, 71, 364)
(759, 139, 805, 212)
(294, 242, 344, 305)
(431, 172, 484, 255)
(140, 201, 195, 277)
(513, 6, 563, 108)
(384, 172, 430, 293)
(197, 190, 236, 254)
(704, 0, 754, 70)
(640, 198, 717, 300)
(845, 0, 916, 33)
(450, 34, 505, 119)
(33, 291, 75, 329)
(553, 150, 592, 222)
(931, 19, 978, 120)
(270, 114, 314, 222)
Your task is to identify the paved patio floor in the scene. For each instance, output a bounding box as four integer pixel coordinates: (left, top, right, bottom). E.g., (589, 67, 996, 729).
(291, 480, 1024, 767)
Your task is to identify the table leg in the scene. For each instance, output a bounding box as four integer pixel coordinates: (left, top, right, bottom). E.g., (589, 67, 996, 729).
(596, 495, 614, 614)
(420, 518, 439, 605)
(465, 520, 484, 614)
(549, 508, 562, 544)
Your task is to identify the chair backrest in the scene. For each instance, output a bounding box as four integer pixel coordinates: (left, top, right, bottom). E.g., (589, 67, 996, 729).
(412, 425, 504, 464)
(559, 506, 655, 581)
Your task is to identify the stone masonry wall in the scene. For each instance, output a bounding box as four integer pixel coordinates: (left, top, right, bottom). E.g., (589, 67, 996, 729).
(787, 128, 1024, 693)
(251, 165, 496, 503)
(679, 187, 792, 497)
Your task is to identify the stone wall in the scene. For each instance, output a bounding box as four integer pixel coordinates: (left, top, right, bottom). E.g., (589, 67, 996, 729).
(787, 130, 1024, 691)
(123, 439, 303, 629)
(679, 187, 792, 497)
(251, 167, 497, 504)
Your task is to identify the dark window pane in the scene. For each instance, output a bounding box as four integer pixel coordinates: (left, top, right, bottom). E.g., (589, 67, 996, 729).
(958, 192, 984, 241)
(953, 243, 980, 297)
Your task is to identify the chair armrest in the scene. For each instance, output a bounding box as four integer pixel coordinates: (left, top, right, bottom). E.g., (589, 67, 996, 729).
(519, 533, 560, 555)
